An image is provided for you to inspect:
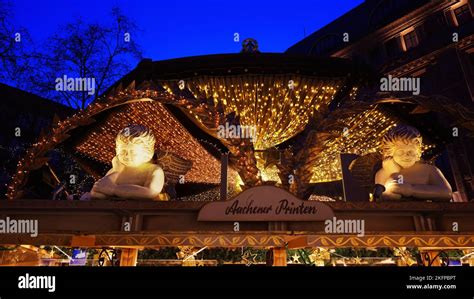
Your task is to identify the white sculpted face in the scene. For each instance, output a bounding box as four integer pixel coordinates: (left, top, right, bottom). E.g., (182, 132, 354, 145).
(392, 141, 419, 169)
(115, 125, 156, 168)
(116, 142, 154, 167)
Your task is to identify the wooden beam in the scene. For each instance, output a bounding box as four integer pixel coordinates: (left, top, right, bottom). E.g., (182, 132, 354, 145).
(287, 236, 308, 249)
(71, 235, 96, 247)
(119, 248, 139, 266)
(0, 200, 473, 249)
(272, 247, 287, 266)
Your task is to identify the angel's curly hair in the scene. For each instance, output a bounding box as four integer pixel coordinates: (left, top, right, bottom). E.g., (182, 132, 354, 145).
(381, 125, 422, 160)
(116, 124, 155, 152)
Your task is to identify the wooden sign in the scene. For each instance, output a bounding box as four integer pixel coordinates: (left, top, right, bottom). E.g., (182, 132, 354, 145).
(198, 186, 334, 221)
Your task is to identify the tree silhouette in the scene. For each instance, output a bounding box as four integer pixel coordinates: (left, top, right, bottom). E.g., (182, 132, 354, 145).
(31, 7, 142, 109)
(0, 5, 142, 109)
(0, 0, 33, 87)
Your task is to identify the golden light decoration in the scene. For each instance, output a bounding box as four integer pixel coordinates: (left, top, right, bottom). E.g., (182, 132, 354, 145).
(255, 151, 282, 183)
(161, 75, 343, 150)
(309, 108, 435, 183)
(257, 163, 281, 183)
(75, 101, 222, 184)
(310, 108, 395, 183)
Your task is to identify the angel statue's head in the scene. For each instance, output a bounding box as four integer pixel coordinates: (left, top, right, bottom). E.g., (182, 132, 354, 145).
(381, 125, 423, 169)
(115, 124, 156, 167)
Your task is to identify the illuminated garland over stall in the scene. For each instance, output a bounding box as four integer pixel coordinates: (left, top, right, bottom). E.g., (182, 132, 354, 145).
(311, 108, 391, 183)
(75, 101, 222, 184)
(156, 74, 346, 190)
(161, 75, 341, 150)
(308, 107, 435, 183)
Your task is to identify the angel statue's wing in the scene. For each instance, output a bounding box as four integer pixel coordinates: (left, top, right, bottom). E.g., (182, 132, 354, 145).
(155, 150, 193, 184)
(348, 152, 383, 193)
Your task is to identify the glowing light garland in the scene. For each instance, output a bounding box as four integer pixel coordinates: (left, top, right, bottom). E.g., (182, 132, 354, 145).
(309, 108, 434, 183)
(161, 75, 342, 150)
(76, 101, 222, 184)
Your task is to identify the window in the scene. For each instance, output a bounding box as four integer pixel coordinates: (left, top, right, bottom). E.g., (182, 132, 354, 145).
(454, 4, 472, 26)
(403, 30, 419, 51)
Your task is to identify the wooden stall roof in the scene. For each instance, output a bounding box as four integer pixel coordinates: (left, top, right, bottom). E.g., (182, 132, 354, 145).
(71, 100, 222, 183)
(106, 53, 374, 87)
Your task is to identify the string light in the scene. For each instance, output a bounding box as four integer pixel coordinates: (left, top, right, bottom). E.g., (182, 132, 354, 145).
(309, 108, 435, 183)
(161, 75, 342, 150)
(75, 101, 222, 184)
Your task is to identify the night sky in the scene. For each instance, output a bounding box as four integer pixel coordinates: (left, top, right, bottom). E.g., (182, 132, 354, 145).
(11, 0, 363, 61)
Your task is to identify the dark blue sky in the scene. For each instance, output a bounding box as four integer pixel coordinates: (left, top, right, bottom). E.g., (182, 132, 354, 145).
(11, 0, 363, 61)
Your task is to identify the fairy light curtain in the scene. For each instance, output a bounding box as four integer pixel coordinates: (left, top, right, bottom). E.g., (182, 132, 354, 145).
(161, 75, 343, 151)
(75, 101, 222, 184)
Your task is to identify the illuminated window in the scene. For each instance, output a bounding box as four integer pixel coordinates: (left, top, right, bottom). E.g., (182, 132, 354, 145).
(403, 30, 419, 51)
(454, 4, 472, 26)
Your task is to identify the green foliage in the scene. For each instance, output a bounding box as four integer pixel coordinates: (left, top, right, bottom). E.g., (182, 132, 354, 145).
(334, 247, 395, 258)
(138, 247, 268, 265)
(139, 247, 179, 260)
